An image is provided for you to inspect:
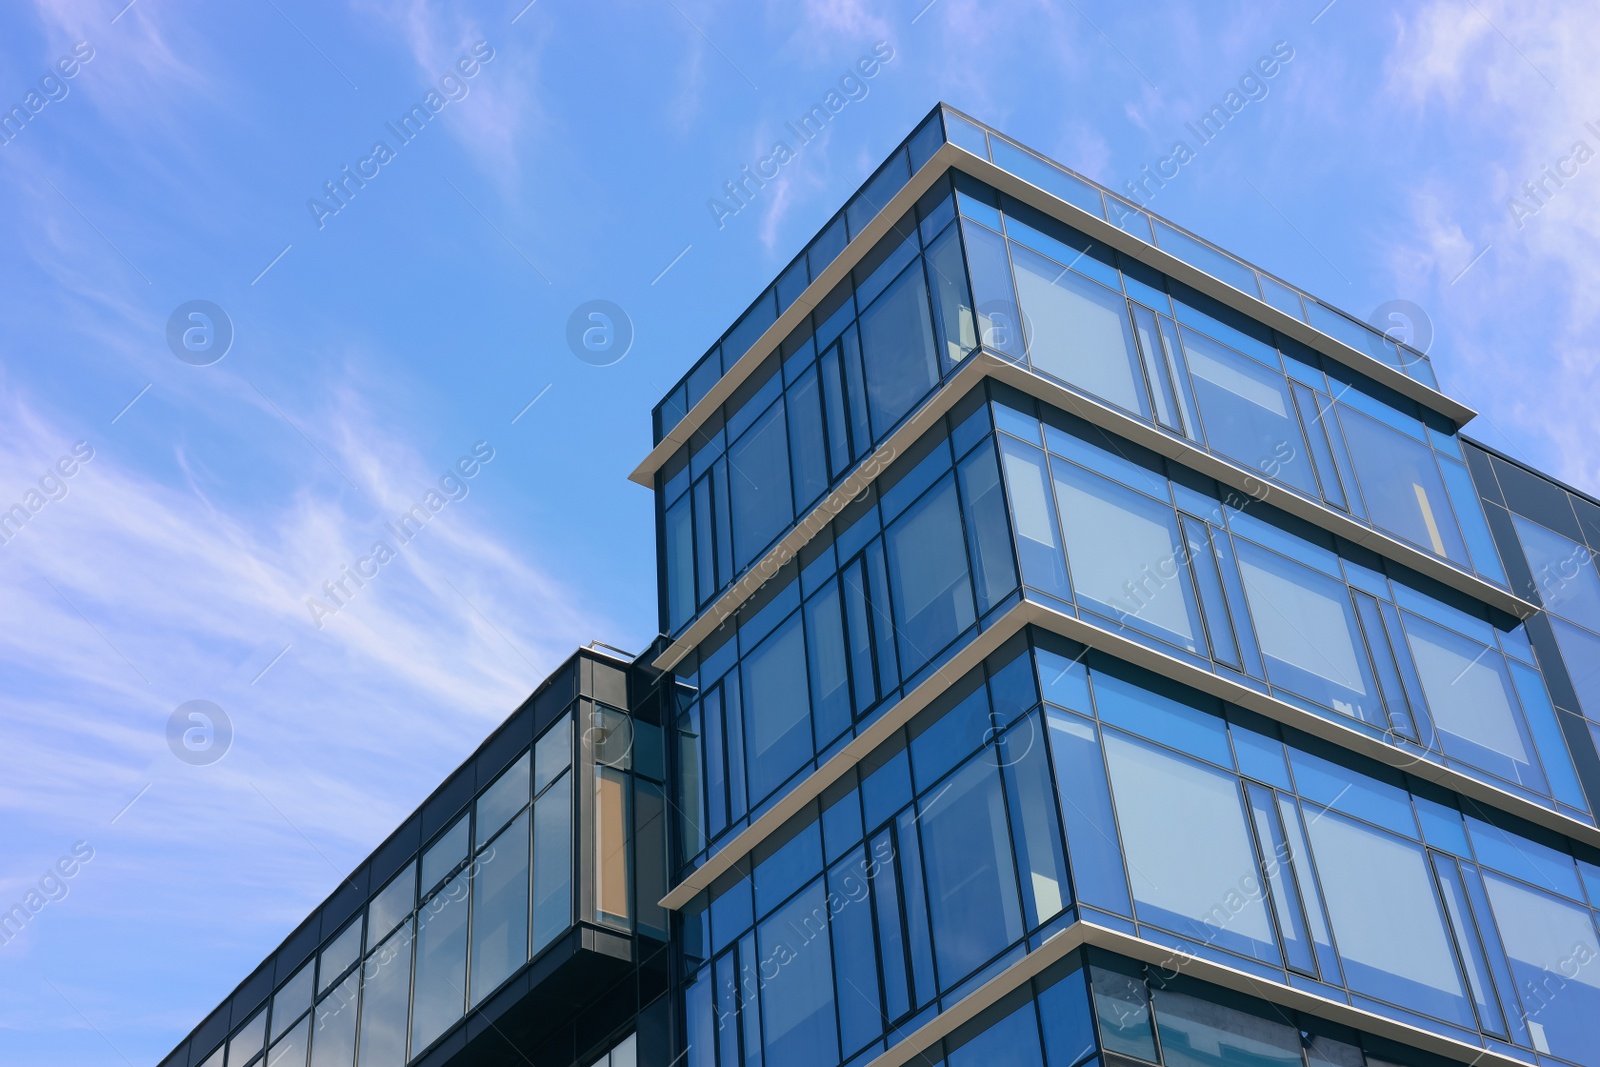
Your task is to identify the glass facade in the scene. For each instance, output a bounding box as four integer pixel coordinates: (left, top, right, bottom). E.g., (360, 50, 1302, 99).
(678, 632, 1600, 1067)
(167, 106, 1600, 1067)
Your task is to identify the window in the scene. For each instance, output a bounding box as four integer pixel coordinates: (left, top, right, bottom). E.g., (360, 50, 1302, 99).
(917, 754, 1024, 983)
(309, 973, 358, 1067)
(1403, 613, 1546, 791)
(999, 437, 1072, 602)
(858, 262, 941, 434)
(959, 444, 1018, 613)
(947, 1001, 1045, 1067)
(1234, 540, 1383, 727)
(728, 403, 793, 570)
(1339, 406, 1467, 562)
(357, 919, 414, 1067)
(1181, 328, 1318, 496)
(1300, 807, 1476, 1026)
(757, 882, 839, 1067)
(886, 475, 976, 673)
(924, 223, 978, 367)
(470, 809, 530, 1006)
(665, 495, 695, 631)
(1012, 244, 1149, 417)
(1045, 709, 1131, 915)
(1153, 987, 1305, 1067)
(1052, 458, 1205, 654)
(1514, 515, 1600, 631)
(1102, 732, 1278, 963)
(787, 368, 830, 512)
(741, 615, 812, 802)
(476, 752, 530, 848)
(804, 582, 852, 745)
(411, 874, 469, 1052)
(1481, 873, 1600, 1062)
(533, 769, 572, 952)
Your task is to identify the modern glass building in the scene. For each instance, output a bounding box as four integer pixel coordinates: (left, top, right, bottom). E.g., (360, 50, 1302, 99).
(161, 105, 1600, 1067)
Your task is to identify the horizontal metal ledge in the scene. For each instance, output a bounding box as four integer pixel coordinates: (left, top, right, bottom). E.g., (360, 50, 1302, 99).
(629, 141, 968, 488)
(633, 144, 1475, 489)
(865, 921, 1528, 1067)
(653, 353, 1530, 676)
(660, 599, 1600, 912)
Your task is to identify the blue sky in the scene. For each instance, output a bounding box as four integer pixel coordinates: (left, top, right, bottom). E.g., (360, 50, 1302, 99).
(0, 0, 1594, 1061)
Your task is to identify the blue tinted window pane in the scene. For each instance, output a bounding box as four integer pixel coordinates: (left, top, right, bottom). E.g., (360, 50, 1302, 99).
(1234, 539, 1384, 729)
(1301, 808, 1475, 1026)
(1245, 783, 1317, 974)
(1092, 672, 1231, 769)
(911, 683, 990, 791)
(309, 973, 358, 1067)
(758, 882, 840, 1067)
(1038, 967, 1097, 1067)
(1288, 749, 1416, 838)
(470, 810, 530, 1007)
(999, 438, 1072, 602)
(267, 1016, 309, 1067)
(665, 496, 695, 631)
(948, 1001, 1044, 1067)
(729, 402, 794, 569)
(411, 872, 469, 1052)
(918, 755, 1024, 984)
(1482, 873, 1600, 1064)
(476, 752, 530, 849)
(1153, 987, 1303, 1067)
(1466, 816, 1583, 900)
(828, 850, 881, 1055)
(368, 862, 416, 945)
(1508, 659, 1588, 811)
(1102, 731, 1278, 963)
(1054, 459, 1205, 654)
(944, 111, 989, 156)
(1430, 854, 1507, 1036)
(1551, 617, 1600, 720)
(532, 770, 572, 952)
(871, 829, 912, 1020)
(1440, 456, 1506, 582)
(1036, 646, 1091, 712)
(742, 614, 812, 802)
(755, 823, 822, 917)
(960, 445, 1019, 614)
(1339, 406, 1468, 562)
(358, 920, 414, 1067)
(318, 920, 362, 995)
(805, 583, 852, 747)
(1090, 967, 1158, 1060)
(1153, 221, 1260, 297)
(1002, 712, 1070, 926)
(926, 223, 978, 368)
(1402, 613, 1547, 792)
(788, 368, 830, 513)
(990, 137, 1105, 217)
(1514, 515, 1600, 629)
(859, 262, 940, 436)
(684, 973, 716, 1067)
(960, 220, 1026, 359)
(1045, 710, 1131, 914)
(887, 475, 976, 673)
(1231, 726, 1290, 789)
(1012, 246, 1149, 418)
(1181, 329, 1320, 496)
(862, 749, 911, 832)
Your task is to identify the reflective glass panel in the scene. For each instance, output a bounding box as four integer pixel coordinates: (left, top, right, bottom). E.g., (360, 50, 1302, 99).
(741, 615, 811, 802)
(917, 754, 1024, 984)
(886, 475, 976, 673)
(422, 814, 468, 892)
(533, 770, 572, 952)
(1514, 515, 1600, 631)
(1012, 245, 1149, 417)
(858, 262, 941, 434)
(318, 919, 361, 995)
(411, 872, 469, 1053)
(308, 972, 358, 1067)
(757, 882, 839, 1067)
(1053, 459, 1204, 653)
(1339, 406, 1467, 561)
(476, 753, 530, 848)
(1102, 731, 1278, 962)
(1181, 328, 1318, 495)
(357, 919, 413, 1067)
(1482, 872, 1600, 1064)
(1300, 807, 1474, 1026)
(470, 809, 530, 1006)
